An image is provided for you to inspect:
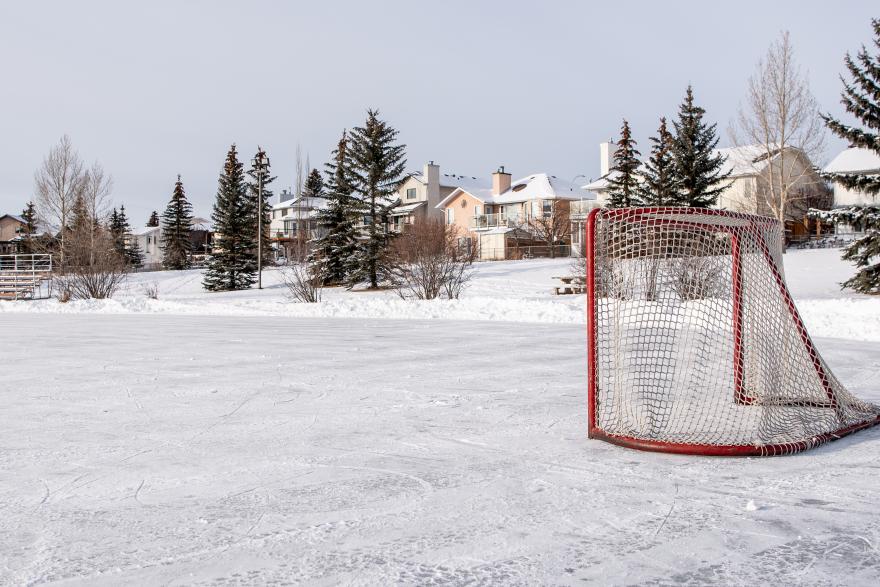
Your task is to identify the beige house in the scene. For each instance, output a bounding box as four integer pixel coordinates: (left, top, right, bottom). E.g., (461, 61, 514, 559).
(388, 162, 491, 232)
(436, 168, 595, 260)
(580, 141, 829, 243)
(0, 214, 27, 254)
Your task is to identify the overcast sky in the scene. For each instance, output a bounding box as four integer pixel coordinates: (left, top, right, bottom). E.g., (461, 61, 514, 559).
(0, 1, 877, 224)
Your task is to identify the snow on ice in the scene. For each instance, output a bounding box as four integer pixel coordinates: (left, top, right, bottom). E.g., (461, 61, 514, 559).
(1, 248, 879, 584)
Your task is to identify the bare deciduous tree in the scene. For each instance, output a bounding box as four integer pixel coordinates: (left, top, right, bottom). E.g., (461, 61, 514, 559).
(81, 162, 114, 264)
(730, 32, 827, 244)
(280, 235, 323, 303)
(34, 135, 85, 264)
(527, 200, 570, 258)
(391, 220, 476, 300)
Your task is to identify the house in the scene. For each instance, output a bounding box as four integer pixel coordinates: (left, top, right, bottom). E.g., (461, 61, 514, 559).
(129, 225, 163, 269)
(129, 217, 212, 269)
(824, 147, 880, 208)
(0, 214, 27, 254)
(581, 141, 829, 243)
(269, 188, 329, 257)
(713, 145, 830, 241)
(435, 168, 595, 260)
(823, 147, 880, 234)
(389, 162, 491, 232)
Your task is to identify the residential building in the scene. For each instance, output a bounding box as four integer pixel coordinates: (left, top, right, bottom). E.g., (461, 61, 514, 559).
(823, 147, 880, 234)
(824, 147, 880, 207)
(389, 162, 491, 232)
(436, 168, 595, 260)
(129, 217, 213, 269)
(269, 188, 329, 257)
(581, 141, 830, 243)
(0, 214, 26, 254)
(129, 225, 163, 269)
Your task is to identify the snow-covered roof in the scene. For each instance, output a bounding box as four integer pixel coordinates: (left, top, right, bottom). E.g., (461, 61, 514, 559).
(273, 195, 329, 211)
(407, 171, 492, 193)
(582, 144, 805, 192)
(130, 225, 161, 236)
(436, 173, 595, 209)
(825, 147, 880, 174)
(389, 201, 426, 216)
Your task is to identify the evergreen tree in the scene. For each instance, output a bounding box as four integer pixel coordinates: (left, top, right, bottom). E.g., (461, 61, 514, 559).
(161, 175, 195, 270)
(347, 109, 407, 288)
(816, 18, 880, 293)
(203, 144, 257, 291)
(670, 86, 731, 207)
(303, 168, 324, 201)
(636, 117, 680, 206)
(605, 119, 641, 208)
(110, 205, 143, 268)
(108, 207, 125, 256)
(246, 149, 276, 265)
(19, 201, 38, 253)
(311, 131, 361, 285)
(147, 210, 160, 227)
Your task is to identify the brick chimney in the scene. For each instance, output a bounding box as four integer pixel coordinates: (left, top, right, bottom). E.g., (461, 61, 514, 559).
(424, 161, 440, 204)
(492, 166, 512, 195)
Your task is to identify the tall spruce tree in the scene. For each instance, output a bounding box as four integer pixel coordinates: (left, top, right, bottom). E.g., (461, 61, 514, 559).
(637, 117, 680, 206)
(110, 205, 143, 268)
(19, 201, 37, 253)
(161, 175, 194, 270)
(303, 168, 324, 201)
(815, 18, 880, 293)
(605, 119, 641, 208)
(246, 149, 276, 265)
(347, 110, 407, 288)
(108, 207, 124, 256)
(311, 131, 361, 285)
(671, 86, 731, 207)
(147, 210, 159, 227)
(203, 144, 257, 291)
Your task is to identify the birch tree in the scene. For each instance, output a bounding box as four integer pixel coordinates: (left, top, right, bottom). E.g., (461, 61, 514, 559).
(34, 135, 85, 264)
(730, 32, 827, 234)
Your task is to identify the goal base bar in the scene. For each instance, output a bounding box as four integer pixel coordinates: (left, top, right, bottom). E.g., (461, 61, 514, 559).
(588, 415, 880, 457)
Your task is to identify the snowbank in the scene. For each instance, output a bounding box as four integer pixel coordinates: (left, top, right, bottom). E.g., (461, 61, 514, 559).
(1, 251, 877, 341)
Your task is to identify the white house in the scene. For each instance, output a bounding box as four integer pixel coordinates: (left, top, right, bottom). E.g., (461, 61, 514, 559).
(824, 147, 880, 207)
(129, 225, 162, 268)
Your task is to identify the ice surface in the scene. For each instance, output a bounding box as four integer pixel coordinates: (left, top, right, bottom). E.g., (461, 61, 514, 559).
(1, 248, 879, 584)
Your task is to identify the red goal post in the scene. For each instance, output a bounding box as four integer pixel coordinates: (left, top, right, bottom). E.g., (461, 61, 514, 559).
(585, 207, 880, 456)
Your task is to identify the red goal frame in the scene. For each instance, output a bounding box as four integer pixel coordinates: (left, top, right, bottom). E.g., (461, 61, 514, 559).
(585, 207, 880, 456)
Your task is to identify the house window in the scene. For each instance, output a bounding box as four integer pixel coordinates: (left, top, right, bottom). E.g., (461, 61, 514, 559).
(457, 237, 473, 256)
(446, 208, 454, 225)
(474, 205, 481, 216)
(363, 215, 373, 225)
(406, 188, 417, 200)
(543, 201, 553, 217)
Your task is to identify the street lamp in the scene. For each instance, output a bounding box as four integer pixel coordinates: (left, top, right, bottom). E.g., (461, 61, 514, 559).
(252, 148, 270, 290)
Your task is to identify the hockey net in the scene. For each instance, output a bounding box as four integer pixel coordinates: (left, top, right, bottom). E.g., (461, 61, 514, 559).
(586, 207, 880, 456)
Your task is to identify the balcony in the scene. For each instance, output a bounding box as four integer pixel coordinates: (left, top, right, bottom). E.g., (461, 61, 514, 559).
(470, 213, 527, 230)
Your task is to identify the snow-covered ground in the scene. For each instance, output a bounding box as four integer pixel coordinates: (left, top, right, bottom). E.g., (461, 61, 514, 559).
(1, 249, 879, 584)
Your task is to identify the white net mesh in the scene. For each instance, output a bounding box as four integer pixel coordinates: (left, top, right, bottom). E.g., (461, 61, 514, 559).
(589, 208, 880, 455)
